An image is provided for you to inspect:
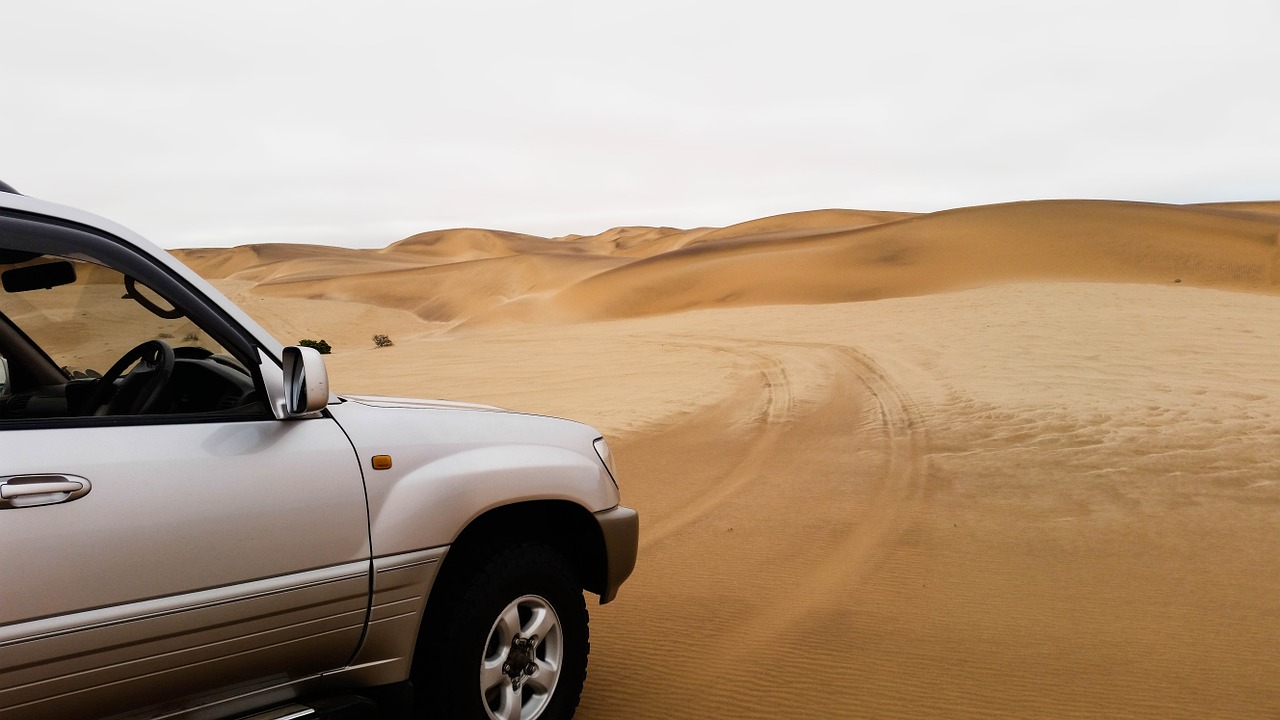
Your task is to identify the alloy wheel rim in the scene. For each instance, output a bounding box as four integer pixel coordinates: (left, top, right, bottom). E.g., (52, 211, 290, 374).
(479, 594, 563, 720)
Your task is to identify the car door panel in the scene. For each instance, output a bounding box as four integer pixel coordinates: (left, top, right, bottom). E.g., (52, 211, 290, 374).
(0, 417, 370, 718)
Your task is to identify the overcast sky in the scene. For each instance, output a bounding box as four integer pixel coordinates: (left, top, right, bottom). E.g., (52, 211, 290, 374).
(4, 1, 1279, 248)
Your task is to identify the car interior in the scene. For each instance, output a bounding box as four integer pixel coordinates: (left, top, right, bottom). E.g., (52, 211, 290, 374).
(0, 250, 268, 421)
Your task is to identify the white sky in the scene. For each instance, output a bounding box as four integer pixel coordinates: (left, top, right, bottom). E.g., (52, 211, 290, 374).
(3, 1, 1279, 248)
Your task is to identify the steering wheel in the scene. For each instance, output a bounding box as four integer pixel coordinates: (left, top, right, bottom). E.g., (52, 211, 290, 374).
(80, 340, 176, 416)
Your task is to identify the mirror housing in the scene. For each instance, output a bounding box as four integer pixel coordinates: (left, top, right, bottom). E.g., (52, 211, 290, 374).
(281, 346, 330, 417)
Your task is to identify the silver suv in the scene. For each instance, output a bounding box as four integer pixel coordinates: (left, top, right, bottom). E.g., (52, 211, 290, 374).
(0, 183, 638, 720)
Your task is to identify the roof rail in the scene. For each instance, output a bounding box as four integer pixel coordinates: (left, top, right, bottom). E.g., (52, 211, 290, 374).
(0, 180, 19, 195)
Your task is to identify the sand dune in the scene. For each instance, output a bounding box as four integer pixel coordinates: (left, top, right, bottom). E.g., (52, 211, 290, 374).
(1194, 200, 1280, 221)
(549, 200, 1280, 321)
(178, 200, 1280, 718)
(184, 200, 1280, 331)
(256, 253, 628, 325)
(688, 207, 916, 243)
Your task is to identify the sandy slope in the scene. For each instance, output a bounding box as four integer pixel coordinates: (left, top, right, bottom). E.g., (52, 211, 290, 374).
(183, 201, 1280, 718)
(180, 200, 1280, 333)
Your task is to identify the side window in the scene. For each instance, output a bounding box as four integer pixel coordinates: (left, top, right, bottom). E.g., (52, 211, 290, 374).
(0, 249, 269, 422)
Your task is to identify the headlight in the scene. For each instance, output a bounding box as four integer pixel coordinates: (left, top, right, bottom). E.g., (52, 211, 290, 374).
(593, 437, 618, 487)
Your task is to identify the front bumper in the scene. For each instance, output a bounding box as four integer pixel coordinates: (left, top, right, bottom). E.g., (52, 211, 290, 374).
(594, 505, 639, 604)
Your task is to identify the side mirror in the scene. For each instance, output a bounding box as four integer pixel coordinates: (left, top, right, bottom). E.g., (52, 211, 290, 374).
(281, 346, 330, 416)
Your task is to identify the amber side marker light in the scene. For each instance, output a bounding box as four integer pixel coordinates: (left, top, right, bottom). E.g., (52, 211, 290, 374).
(371, 455, 393, 470)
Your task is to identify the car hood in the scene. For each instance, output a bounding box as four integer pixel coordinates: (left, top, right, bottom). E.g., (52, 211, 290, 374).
(338, 394, 504, 412)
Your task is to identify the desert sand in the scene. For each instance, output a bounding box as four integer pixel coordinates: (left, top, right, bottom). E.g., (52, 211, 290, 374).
(180, 199, 1280, 718)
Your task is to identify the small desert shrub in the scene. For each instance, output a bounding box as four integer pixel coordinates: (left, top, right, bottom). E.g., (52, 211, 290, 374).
(156, 332, 174, 339)
(299, 338, 332, 355)
(182, 332, 199, 342)
(372, 334, 394, 348)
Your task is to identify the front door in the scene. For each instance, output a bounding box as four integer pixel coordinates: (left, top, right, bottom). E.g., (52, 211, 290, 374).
(0, 223, 370, 718)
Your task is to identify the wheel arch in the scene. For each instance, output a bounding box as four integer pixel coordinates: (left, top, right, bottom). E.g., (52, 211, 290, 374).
(411, 526, 593, 718)
(409, 500, 604, 689)
(435, 500, 608, 606)
(337, 500, 605, 692)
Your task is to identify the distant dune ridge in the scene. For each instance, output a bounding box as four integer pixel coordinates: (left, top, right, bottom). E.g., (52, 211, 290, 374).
(177, 199, 1280, 331)
(179, 199, 1280, 718)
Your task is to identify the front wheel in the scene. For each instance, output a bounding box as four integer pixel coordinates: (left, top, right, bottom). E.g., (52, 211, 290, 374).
(416, 543, 589, 720)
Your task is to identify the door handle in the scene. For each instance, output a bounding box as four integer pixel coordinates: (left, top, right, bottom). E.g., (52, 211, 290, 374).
(0, 474, 91, 509)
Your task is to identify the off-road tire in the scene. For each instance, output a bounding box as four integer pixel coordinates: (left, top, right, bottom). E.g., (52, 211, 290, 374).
(415, 543, 589, 720)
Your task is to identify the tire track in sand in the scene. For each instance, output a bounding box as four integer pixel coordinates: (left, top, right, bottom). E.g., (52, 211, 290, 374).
(636, 341, 799, 550)
(781, 344, 928, 603)
(692, 340, 931, 719)
(582, 336, 930, 719)
(640, 336, 927, 587)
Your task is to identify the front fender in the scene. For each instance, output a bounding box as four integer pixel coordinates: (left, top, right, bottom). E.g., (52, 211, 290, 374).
(372, 443, 612, 553)
(328, 400, 620, 557)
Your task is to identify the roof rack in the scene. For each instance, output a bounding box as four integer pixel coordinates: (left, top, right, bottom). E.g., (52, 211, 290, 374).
(0, 180, 19, 195)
